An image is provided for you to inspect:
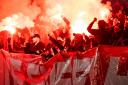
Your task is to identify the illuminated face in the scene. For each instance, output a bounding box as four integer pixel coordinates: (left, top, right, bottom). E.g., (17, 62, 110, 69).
(113, 18, 119, 26)
(32, 37, 40, 43)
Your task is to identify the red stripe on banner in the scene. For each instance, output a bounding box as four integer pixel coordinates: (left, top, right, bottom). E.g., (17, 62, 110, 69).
(14, 67, 52, 84)
(76, 47, 97, 59)
(99, 45, 128, 57)
(61, 72, 72, 79)
(117, 57, 128, 76)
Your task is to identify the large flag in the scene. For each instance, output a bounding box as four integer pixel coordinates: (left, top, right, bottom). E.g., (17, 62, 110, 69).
(1, 45, 128, 85)
(0, 48, 96, 85)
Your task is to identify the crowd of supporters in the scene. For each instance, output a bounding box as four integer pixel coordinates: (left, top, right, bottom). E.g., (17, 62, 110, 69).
(0, 7, 128, 61)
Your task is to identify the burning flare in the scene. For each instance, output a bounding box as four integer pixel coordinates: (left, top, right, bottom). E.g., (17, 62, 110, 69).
(0, 13, 34, 34)
(45, 0, 112, 36)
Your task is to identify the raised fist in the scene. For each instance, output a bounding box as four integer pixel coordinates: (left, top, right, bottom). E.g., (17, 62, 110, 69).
(93, 17, 97, 22)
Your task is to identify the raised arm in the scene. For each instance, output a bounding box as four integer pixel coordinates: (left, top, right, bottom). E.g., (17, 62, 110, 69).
(87, 18, 97, 34)
(62, 16, 70, 26)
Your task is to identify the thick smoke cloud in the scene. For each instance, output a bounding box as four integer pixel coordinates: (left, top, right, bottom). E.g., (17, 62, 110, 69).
(0, 0, 112, 43)
(0, 0, 42, 21)
(0, 0, 47, 33)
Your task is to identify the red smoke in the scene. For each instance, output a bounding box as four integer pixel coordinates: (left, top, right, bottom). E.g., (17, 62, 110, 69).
(0, 0, 112, 44)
